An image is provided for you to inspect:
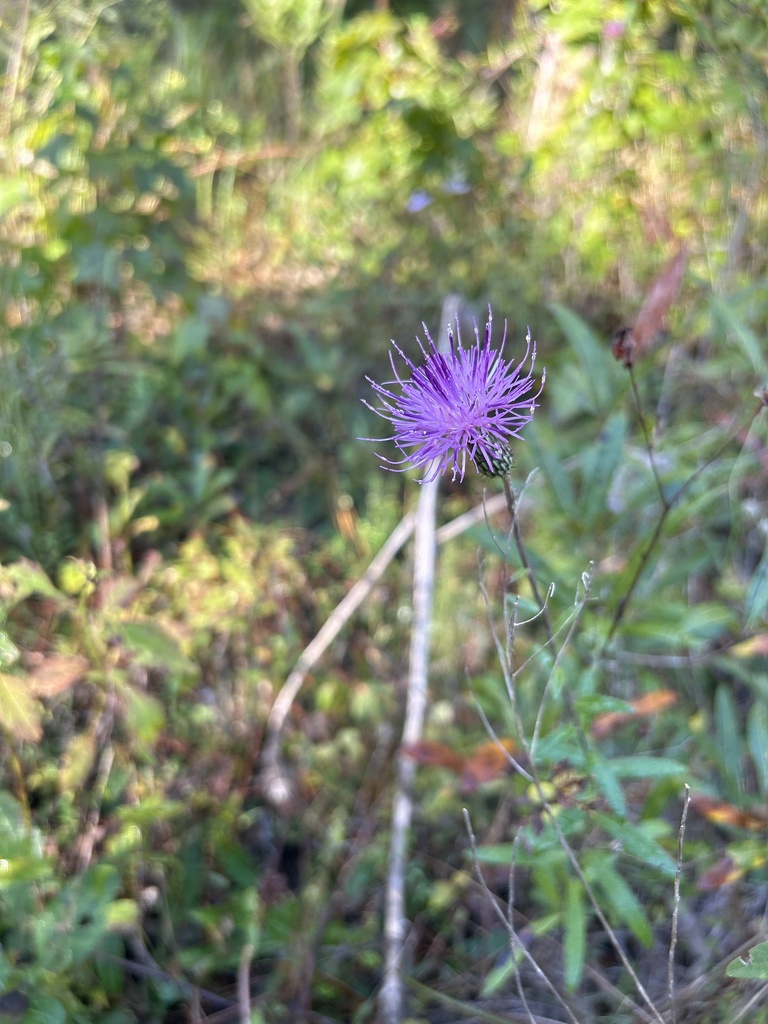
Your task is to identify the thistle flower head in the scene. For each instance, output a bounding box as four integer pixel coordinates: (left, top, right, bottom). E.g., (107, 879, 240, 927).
(362, 308, 545, 483)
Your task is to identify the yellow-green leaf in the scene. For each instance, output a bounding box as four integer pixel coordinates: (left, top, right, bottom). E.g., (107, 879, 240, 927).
(0, 673, 43, 742)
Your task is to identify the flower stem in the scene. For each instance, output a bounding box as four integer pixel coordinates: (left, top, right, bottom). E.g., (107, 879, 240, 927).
(502, 474, 553, 640)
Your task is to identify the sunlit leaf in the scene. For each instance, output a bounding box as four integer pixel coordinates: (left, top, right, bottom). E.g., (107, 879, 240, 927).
(0, 673, 43, 742)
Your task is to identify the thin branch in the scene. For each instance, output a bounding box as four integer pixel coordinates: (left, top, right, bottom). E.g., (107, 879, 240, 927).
(530, 565, 592, 758)
(260, 510, 415, 804)
(478, 560, 663, 1022)
(503, 475, 553, 639)
(540, 801, 664, 1024)
(507, 829, 537, 1024)
(604, 403, 763, 645)
(0, 0, 31, 139)
(94, 950, 233, 1011)
(667, 784, 690, 1024)
(238, 943, 254, 1024)
(463, 809, 584, 1024)
(628, 365, 667, 503)
(260, 473, 515, 804)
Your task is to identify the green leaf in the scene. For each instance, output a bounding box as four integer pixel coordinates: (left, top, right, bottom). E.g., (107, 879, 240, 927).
(24, 997, 67, 1024)
(748, 703, 768, 796)
(680, 602, 737, 642)
(474, 843, 516, 867)
(549, 303, 617, 412)
(593, 813, 676, 877)
(120, 688, 166, 744)
(592, 861, 652, 947)
(710, 295, 767, 375)
(589, 752, 626, 815)
(171, 316, 210, 363)
(118, 620, 197, 677)
(563, 876, 585, 989)
(745, 548, 768, 627)
(610, 756, 687, 780)
(715, 684, 744, 793)
(727, 940, 768, 980)
(521, 421, 576, 514)
(579, 411, 627, 527)
(0, 176, 28, 219)
(0, 559, 64, 605)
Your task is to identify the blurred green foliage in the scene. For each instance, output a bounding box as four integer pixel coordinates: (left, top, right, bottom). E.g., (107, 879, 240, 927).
(0, 0, 767, 1020)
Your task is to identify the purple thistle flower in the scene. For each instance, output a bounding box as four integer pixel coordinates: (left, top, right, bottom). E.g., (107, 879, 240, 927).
(361, 308, 545, 483)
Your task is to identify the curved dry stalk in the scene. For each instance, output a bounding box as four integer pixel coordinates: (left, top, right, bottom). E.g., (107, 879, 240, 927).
(260, 510, 415, 805)
(261, 479, 514, 805)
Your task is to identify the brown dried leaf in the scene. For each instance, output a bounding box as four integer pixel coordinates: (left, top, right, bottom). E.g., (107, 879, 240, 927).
(403, 737, 518, 792)
(697, 856, 743, 891)
(402, 740, 465, 774)
(632, 246, 687, 353)
(690, 794, 768, 832)
(30, 654, 89, 697)
(459, 739, 517, 793)
(592, 689, 678, 739)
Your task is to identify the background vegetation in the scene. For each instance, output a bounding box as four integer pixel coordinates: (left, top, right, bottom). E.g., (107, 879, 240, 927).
(0, 0, 767, 1021)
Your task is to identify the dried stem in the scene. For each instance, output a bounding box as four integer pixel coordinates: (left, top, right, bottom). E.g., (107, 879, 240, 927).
(667, 784, 690, 1024)
(260, 487, 513, 804)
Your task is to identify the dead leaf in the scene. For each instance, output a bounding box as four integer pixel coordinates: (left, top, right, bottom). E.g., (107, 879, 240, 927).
(403, 740, 465, 774)
(30, 654, 89, 697)
(612, 246, 687, 366)
(459, 739, 517, 793)
(690, 794, 768, 831)
(592, 689, 678, 739)
(403, 737, 518, 792)
(697, 857, 743, 891)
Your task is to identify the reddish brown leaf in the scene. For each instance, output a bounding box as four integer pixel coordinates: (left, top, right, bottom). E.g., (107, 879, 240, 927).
(403, 738, 518, 792)
(689, 794, 768, 832)
(633, 246, 687, 349)
(402, 741, 465, 774)
(592, 689, 678, 739)
(612, 246, 687, 366)
(30, 654, 90, 697)
(697, 857, 743, 891)
(459, 739, 517, 793)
